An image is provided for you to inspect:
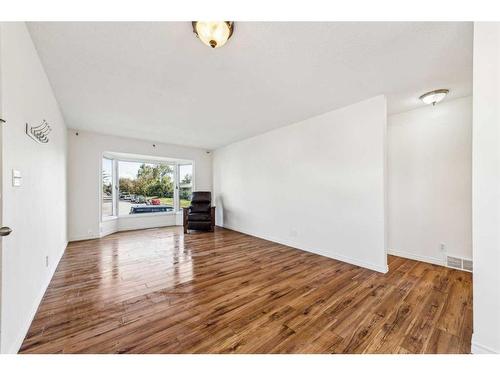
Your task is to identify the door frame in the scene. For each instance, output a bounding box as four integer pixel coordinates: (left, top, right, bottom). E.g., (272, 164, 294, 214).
(0, 22, 4, 352)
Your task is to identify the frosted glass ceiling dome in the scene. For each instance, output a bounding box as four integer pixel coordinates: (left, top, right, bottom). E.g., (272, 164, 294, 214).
(419, 89, 449, 105)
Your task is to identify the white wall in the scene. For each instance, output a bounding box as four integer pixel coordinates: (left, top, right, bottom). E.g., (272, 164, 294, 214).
(472, 22, 500, 354)
(388, 96, 472, 265)
(213, 96, 388, 273)
(0, 23, 67, 353)
(67, 129, 212, 241)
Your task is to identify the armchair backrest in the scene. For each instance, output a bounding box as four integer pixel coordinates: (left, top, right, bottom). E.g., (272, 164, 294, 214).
(190, 191, 211, 213)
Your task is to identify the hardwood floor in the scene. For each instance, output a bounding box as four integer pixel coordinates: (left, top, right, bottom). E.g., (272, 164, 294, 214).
(20, 227, 472, 354)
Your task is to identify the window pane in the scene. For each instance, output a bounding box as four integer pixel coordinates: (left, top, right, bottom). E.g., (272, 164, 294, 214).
(179, 164, 193, 208)
(118, 161, 175, 215)
(102, 158, 114, 217)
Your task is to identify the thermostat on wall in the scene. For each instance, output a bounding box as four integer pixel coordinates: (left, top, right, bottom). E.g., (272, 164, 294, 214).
(12, 169, 22, 187)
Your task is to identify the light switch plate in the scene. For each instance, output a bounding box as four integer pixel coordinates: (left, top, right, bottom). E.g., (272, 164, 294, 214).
(12, 169, 22, 187)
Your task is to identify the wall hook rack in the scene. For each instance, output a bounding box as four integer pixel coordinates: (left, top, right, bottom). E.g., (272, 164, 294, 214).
(26, 119, 51, 144)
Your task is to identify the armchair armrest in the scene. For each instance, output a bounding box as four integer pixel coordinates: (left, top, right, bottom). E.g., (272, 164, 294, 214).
(183, 207, 189, 234)
(211, 206, 216, 232)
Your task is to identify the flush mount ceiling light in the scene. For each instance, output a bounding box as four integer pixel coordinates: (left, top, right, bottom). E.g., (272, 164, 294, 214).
(419, 89, 449, 106)
(192, 21, 234, 49)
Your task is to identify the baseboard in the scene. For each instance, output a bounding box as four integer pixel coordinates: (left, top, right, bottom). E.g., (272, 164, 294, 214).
(222, 224, 388, 274)
(68, 233, 101, 242)
(6, 241, 67, 354)
(69, 224, 183, 243)
(388, 249, 445, 267)
(471, 335, 499, 354)
(100, 226, 117, 238)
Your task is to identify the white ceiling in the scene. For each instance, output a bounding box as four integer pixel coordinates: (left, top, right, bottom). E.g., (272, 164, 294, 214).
(28, 22, 473, 149)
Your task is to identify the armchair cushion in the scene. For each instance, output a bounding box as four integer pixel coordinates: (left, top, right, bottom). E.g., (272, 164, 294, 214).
(188, 212, 211, 221)
(190, 201, 211, 213)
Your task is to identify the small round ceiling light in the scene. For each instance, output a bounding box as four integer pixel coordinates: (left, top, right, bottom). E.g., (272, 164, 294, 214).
(192, 21, 234, 49)
(419, 89, 449, 106)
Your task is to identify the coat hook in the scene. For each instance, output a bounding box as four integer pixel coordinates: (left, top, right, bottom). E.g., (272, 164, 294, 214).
(26, 119, 52, 144)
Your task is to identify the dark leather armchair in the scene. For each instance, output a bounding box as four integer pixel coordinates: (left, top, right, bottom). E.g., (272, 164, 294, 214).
(183, 191, 215, 233)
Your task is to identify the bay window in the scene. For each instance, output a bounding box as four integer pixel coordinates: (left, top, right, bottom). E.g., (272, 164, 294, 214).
(101, 155, 194, 219)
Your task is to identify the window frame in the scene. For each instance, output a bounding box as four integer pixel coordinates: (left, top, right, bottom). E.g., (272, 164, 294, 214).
(100, 154, 195, 220)
(101, 157, 118, 220)
(177, 162, 195, 210)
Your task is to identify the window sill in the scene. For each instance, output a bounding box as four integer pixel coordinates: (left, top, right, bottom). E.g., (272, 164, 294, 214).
(102, 216, 118, 222)
(118, 211, 179, 219)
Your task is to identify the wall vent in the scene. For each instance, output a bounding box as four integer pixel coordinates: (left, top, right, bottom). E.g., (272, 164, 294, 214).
(446, 256, 462, 269)
(462, 259, 473, 272)
(446, 256, 473, 272)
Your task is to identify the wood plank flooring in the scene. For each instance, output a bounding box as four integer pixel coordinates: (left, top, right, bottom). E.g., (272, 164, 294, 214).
(19, 227, 472, 354)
